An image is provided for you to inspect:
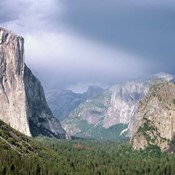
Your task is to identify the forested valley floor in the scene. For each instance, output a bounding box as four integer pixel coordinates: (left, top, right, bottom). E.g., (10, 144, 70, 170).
(1, 136, 175, 175)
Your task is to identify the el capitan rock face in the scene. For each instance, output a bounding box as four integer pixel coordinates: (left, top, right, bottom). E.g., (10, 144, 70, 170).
(0, 27, 66, 138)
(130, 81, 175, 150)
(0, 28, 31, 136)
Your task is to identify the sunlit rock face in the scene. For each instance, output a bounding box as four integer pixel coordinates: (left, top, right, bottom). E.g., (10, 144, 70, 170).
(0, 27, 66, 138)
(104, 72, 174, 129)
(131, 82, 175, 150)
(103, 81, 149, 128)
(0, 28, 31, 136)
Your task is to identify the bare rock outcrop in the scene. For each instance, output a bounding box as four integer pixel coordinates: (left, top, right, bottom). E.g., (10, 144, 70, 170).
(0, 28, 31, 136)
(131, 81, 175, 150)
(0, 27, 66, 138)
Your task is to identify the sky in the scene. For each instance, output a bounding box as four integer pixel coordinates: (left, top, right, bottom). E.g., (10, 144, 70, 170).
(0, 0, 175, 92)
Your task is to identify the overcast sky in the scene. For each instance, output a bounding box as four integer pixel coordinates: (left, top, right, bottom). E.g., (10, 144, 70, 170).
(0, 0, 175, 92)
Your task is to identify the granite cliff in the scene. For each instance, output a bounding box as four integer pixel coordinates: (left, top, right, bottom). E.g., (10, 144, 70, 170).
(130, 81, 175, 150)
(0, 27, 65, 138)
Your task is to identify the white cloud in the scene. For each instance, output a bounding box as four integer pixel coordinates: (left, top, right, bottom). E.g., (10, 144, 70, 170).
(2, 0, 64, 34)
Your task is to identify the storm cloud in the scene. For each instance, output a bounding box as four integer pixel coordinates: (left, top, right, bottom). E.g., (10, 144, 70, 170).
(0, 0, 175, 92)
(61, 0, 175, 62)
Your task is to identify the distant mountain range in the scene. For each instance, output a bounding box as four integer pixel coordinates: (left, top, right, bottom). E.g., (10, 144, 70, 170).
(46, 72, 174, 141)
(45, 86, 104, 122)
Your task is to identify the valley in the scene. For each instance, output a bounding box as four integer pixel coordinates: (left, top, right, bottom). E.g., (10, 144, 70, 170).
(0, 0, 175, 173)
(1, 118, 175, 175)
(46, 73, 174, 141)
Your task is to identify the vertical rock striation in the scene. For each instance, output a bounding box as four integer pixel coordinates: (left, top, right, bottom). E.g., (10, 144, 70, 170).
(0, 27, 66, 138)
(0, 27, 31, 136)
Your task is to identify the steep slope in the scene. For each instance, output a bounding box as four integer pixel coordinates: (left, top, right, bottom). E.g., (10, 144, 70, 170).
(45, 90, 82, 122)
(0, 27, 65, 138)
(62, 73, 174, 140)
(0, 118, 65, 175)
(0, 119, 45, 155)
(45, 86, 103, 121)
(131, 81, 175, 150)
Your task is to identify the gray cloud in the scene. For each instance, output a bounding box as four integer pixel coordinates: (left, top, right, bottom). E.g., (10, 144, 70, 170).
(0, 1, 24, 23)
(0, 0, 64, 34)
(0, 0, 175, 91)
(61, 1, 175, 63)
(24, 32, 148, 90)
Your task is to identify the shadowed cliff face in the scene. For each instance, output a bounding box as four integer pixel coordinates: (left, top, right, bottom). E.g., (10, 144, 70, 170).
(0, 27, 66, 138)
(131, 82, 175, 150)
(24, 65, 66, 138)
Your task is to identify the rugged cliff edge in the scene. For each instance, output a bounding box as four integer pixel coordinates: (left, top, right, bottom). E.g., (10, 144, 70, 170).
(130, 81, 175, 150)
(0, 27, 66, 138)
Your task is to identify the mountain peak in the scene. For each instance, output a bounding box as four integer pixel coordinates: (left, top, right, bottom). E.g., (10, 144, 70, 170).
(0, 27, 23, 44)
(83, 85, 104, 100)
(87, 85, 103, 92)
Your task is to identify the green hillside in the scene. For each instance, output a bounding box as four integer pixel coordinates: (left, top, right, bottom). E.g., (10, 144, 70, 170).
(0, 119, 59, 174)
(1, 119, 175, 175)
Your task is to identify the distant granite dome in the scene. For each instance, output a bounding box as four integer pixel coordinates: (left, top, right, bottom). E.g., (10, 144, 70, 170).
(0, 27, 66, 138)
(45, 86, 104, 122)
(82, 86, 104, 101)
